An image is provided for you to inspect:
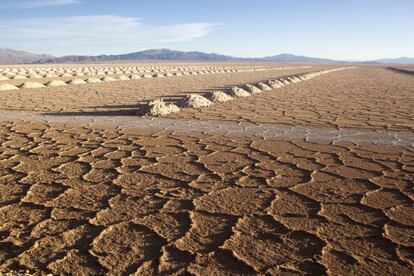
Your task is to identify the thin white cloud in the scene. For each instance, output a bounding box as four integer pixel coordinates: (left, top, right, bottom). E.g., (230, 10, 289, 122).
(0, 16, 220, 55)
(0, 0, 79, 9)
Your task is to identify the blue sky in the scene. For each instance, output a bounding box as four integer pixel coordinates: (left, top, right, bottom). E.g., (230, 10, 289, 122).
(0, 0, 413, 59)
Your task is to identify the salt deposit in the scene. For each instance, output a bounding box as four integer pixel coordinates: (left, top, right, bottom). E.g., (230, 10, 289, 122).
(228, 86, 250, 97)
(280, 79, 291, 85)
(244, 84, 262, 94)
(208, 91, 234, 102)
(102, 76, 117, 82)
(178, 94, 213, 108)
(46, 80, 67, 87)
(266, 80, 284, 89)
(144, 99, 180, 116)
(86, 77, 102, 83)
(0, 83, 19, 91)
(256, 82, 272, 91)
(118, 75, 130, 81)
(20, 82, 45, 89)
(67, 78, 87, 85)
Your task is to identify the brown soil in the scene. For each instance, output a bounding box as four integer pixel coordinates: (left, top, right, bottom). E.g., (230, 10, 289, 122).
(0, 66, 326, 112)
(174, 66, 414, 131)
(0, 64, 413, 275)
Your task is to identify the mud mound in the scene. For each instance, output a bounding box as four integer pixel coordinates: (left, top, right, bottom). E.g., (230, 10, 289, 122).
(208, 90, 234, 102)
(165, 72, 174, 77)
(142, 74, 153, 78)
(0, 76, 9, 81)
(144, 99, 180, 116)
(130, 74, 142, 79)
(0, 83, 19, 91)
(228, 86, 250, 97)
(67, 78, 86, 85)
(154, 73, 165, 78)
(45, 73, 58, 78)
(178, 94, 213, 108)
(46, 80, 67, 87)
(86, 77, 102, 83)
(20, 82, 45, 89)
(244, 84, 262, 94)
(256, 82, 272, 91)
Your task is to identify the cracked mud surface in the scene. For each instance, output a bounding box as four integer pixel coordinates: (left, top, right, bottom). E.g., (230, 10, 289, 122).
(175, 66, 414, 131)
(0, 64, 413, 275)
(0, 122, 413, 275)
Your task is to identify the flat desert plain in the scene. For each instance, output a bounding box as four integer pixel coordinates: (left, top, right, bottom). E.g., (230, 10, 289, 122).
(0, 63, 413, 275)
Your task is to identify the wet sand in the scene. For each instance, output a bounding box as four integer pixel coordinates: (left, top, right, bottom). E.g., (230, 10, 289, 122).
(0, 64, 413, 275)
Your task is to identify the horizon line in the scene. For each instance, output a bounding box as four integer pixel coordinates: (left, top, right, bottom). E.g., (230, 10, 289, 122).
(1, 47, 413, 62)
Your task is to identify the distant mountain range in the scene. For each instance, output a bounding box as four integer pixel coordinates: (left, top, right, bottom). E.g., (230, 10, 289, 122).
(0, 49, 53, 64)
(259, 53, 342, 64)
(41, 49, 239, 63)
(371, 57, 414, 64)
(33, 50, 348, 64)
(0, 48, 413, 64)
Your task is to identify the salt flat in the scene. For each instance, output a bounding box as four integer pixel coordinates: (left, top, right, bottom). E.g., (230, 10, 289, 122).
(0, 63, 413, 275)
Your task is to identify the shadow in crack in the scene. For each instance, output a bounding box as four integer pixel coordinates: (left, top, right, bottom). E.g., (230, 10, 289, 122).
(42, 109, 140, 117)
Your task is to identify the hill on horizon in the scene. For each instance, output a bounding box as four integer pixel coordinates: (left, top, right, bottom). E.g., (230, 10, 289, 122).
(0, 48, 413, 65)
(41, 49, 240, 63)
(0, 49, 54, 64)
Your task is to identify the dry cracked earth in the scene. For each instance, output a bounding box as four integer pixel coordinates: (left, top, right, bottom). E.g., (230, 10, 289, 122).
(0, 64, 413, 275)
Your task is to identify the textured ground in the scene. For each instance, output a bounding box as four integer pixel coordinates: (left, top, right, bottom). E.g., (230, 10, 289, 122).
(174, 66, 414, 131)
(0, 65, 322, 113)
(0, 64, 413, 275)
